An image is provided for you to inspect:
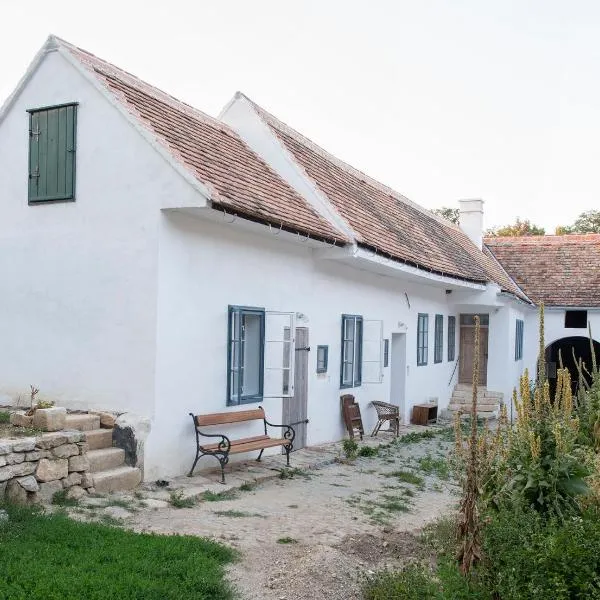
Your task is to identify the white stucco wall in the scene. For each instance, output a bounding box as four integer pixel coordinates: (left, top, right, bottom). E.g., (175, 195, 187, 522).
(0, 49, 194, 415)
(146, 210, 491, 479)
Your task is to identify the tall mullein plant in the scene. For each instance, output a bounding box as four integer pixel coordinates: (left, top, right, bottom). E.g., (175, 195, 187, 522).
(457, 315, 482, 574)
(574, 324, 600, 450)
(503, 304, 591, 518)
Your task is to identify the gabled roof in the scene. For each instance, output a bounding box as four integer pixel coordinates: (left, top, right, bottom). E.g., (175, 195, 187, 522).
(485, 234, 600, 307)
(51, 37, 345, 244)
(234, 93, 528, 297)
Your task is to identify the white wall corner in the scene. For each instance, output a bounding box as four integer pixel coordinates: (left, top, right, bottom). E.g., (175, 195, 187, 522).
(458, 198, 484, 249)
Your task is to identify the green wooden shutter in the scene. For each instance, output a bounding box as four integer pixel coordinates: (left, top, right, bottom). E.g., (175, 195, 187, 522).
(28, 103, 77, 203)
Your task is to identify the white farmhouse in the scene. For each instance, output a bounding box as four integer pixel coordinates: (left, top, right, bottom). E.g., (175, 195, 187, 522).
(1, 36, 597, 484)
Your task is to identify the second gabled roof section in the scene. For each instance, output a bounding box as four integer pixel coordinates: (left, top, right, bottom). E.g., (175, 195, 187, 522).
(233, 93, 527, 298)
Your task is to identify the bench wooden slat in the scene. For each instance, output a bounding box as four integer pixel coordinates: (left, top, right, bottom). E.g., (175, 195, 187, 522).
(200, 435, 269, 452)
(195, 408, 265, 427)
(228, 438, 291, 454)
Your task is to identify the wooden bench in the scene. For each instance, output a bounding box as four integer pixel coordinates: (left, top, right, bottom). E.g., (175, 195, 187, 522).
(188, 406, 295, 483)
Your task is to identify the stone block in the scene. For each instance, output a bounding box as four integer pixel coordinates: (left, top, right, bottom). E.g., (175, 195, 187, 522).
(69, 455, 89, 472)
(6, 453, 25, 465)
(6, 480, 29, 505)
(12, 438, 36, 452)
(77, 442, 90, 455)
(32, 407, 66, 432)
(81, 472, 94, 489)
(63, 472, 82, 488)
(0, 456, 5, 468)
(17, 475, 39, 493)
(0, 481, 7, 500)
(66, 486, 87, 501)
(36, 458, 68, 482)
(0, 442, 11, 456)
(65, 430, 85, 443)
(37, 433, 68, 449)
(24, 451, 42, 462)
(37, 480, 63, 504)
(10, 412, 33, 428)
(52, 444, 79, 459)
(98, 412, 116, 429)
(0, 461, 36, 482)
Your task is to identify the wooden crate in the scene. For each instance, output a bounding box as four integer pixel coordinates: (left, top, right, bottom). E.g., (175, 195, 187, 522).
(411, 404, 438, 426)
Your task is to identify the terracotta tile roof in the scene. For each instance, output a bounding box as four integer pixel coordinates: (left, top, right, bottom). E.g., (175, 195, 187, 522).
(243, 95, 527, 296)
(56, 39, 344, 244)
(485, 235, 600, 307)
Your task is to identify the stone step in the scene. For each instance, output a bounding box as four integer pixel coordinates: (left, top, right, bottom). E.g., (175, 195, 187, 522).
(65, 414, 100, 432)
(87, 447, 125, 473)
(455, 384, 487, 392)
(449, 403, 499, 413)
(85, 429, 113, 451)
(92, 466, 142, 493)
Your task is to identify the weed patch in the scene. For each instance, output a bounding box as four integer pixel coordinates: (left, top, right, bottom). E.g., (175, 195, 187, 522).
(201, 489, 237, 502)
(417, 455, 450, 480)
(52, 489, 79, 507)
(169, 490, 196, 508)
(358, 445, 379, 458)
(0, 411, 10, 424)
(277, 536, 298, 544)
(385, 470, 425, 487)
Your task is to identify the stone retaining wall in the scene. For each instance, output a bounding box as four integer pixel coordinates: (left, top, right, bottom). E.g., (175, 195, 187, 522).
(0, 431, 91, 505)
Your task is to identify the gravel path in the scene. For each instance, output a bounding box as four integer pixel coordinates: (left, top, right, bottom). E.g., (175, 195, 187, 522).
(105, 432, 460, 600)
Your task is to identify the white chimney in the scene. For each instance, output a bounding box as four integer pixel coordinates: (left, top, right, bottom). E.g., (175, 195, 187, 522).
(459, 199, 484, 249)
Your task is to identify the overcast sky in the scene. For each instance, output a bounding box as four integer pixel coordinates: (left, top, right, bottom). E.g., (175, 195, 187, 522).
(2, 0, 599, 232)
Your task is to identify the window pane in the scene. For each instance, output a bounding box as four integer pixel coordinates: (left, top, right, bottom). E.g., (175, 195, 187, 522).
(242, 313, 262, 397)
(345, 318, 355, 342)
(343, 361, 353, 384)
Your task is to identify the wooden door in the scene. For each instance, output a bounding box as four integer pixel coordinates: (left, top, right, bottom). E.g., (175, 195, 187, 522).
(282, 327, 308, 450)
(459, 327, 488, 385)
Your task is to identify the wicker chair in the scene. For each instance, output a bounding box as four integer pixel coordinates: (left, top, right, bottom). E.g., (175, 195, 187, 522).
(370, 401, 400, 437)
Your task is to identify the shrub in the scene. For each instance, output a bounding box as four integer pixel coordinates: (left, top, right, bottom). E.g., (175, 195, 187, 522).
(364, 565, 440, 600)
(342, 438, 358, 460)
(482, 507, 600, 599)
(0, 411, 10, 424)
(169, 490, 196, 508)
(357, 445, 379, 458)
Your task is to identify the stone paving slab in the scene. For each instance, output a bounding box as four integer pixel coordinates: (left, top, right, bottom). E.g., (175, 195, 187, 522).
(139, 424, 435, 501)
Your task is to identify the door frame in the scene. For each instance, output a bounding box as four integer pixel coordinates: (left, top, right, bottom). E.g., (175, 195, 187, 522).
(282, 327, 309, 450)
(390, 332, 407, 423)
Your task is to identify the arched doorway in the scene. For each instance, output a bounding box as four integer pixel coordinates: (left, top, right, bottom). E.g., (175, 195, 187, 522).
(545, 336, 600, 397)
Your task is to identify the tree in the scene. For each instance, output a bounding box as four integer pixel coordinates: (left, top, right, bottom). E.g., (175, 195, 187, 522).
(486, 218, 545, 237)
(555, 210, 600, 235)
(432, 207, 460, 224)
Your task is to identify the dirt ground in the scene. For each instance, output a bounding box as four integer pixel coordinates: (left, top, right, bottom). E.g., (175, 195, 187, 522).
(72, 432, 458, 600)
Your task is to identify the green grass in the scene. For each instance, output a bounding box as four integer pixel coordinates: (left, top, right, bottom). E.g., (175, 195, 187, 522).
(0, 411, 10, 424)
(169, 490, 196, 508)
(278, 467, 310, 480)
(0, 504, 236, 599)
(213, 510, 264, 518)
(239, 481, 255, 492)
(397, 430, 436, 444)
(201, 489, 238, 502)
(385, 470, 425, 486)
(51, 489, 79, 507)
(417, 455, 450, 480)
(277, 536, 298, 544)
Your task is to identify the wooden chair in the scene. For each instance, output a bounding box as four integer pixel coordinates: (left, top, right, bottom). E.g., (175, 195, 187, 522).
(340, 394, 364, 440)
(370, 401, 400, 436)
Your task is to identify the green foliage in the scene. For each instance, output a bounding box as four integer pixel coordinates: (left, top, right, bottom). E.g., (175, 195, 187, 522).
(397, 430, 436, 444)
(51, 489, 79, 507)
(556, 209, 600, 234)
(276, 536, 297, 544)
(0, 411, 10, 424)
(239, 481, 255, 492)
(201, 489, 237, 502)
(342, 438, 358, 460)
(487, 218, 545, 237)
(432, 207, 460, 225)
(364, 565, 441, 600)
(168, 490, 196, 508)
(278, 467, 310, 480)
(482, 507, 600, 599)
(385, 470, 424, 486)
(357, 445, 379, 458)
(0, 504, 235, 599)
(417, 455, 450, 480)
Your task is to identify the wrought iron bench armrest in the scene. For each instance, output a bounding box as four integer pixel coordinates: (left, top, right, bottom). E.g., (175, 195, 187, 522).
(263, 418, 296, 444)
